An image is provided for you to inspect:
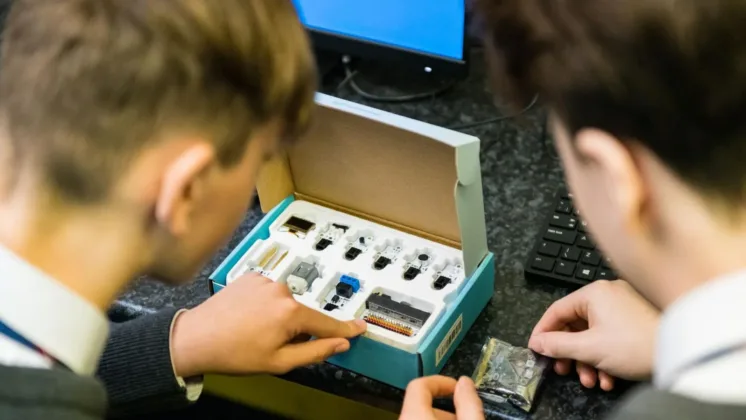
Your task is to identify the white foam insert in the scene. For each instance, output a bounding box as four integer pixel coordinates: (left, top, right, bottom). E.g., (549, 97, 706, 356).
(226, 200, 466, 353)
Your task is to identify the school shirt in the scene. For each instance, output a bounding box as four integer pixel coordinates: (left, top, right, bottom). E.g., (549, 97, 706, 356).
(0, 244, 203, 412)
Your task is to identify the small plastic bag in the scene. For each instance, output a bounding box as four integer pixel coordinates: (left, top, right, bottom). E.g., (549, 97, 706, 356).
(471, 337, 549, 412)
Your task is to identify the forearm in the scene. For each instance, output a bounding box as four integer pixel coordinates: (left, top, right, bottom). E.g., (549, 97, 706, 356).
(97, 308, 202, 418)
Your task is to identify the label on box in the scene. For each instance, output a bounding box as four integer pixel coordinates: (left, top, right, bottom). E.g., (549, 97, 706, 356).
(436, 314, 463, 366)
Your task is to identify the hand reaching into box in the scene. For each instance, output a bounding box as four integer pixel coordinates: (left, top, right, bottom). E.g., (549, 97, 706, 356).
(169, 273, 367, 377)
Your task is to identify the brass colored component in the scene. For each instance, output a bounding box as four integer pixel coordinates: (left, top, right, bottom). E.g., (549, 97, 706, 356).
(258, 246, 278, 269)
(269, 250, 288, 271)
(363, 314, 414, 337)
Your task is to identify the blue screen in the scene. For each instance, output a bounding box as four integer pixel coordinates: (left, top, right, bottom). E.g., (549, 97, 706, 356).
(293, 0, 465, 60)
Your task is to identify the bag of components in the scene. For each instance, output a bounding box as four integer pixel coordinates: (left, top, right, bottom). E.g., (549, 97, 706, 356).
(471, 337, 549, 412)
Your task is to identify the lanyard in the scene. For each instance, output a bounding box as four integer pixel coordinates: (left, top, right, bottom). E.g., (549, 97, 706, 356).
(0, 319, 68, 370)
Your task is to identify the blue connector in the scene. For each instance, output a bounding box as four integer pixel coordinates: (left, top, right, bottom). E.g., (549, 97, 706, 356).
(339, 274, 361, 293)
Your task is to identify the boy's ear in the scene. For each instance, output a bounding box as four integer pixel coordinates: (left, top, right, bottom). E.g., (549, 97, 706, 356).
(155, 143, 216, 236)
(575, 128, 645, 230)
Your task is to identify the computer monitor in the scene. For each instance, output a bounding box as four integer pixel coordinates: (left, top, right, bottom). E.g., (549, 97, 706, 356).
(293, 0, 468, 77)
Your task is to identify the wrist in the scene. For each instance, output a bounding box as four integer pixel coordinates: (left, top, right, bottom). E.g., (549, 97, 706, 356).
(171, 309, 206, 379)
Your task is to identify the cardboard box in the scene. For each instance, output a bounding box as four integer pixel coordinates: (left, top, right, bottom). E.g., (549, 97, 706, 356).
(208, 93, 495, 389)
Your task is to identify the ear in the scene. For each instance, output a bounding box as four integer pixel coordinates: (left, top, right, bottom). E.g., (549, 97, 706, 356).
(155, 143, 216, 236)
(575, 129, 645, 230)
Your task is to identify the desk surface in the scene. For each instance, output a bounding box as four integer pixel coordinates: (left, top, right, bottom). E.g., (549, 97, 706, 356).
(113, 51, 627, 419)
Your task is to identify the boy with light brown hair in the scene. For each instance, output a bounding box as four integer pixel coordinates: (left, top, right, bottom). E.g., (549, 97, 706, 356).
(0, 1, 364, 418)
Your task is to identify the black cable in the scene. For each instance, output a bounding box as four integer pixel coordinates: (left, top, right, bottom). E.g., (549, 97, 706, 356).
(335, 69, 359, 92)
(343, 65, 457, 103)
(447, 94, 540, 130)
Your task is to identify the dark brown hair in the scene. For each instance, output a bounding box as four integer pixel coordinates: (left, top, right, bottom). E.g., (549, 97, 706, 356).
(476, 0, 746, 204)
(0, 0, 317, 202)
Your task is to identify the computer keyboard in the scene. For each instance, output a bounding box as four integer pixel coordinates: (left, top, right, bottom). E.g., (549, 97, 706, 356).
(524, 188, 618, 288)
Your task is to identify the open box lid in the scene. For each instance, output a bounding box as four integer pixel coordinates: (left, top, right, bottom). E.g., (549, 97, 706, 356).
(256, 93, 489, 276)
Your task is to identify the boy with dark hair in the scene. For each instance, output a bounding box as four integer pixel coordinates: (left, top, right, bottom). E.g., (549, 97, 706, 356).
(0, 1, 364, 418)
(402, 0, 746, 419)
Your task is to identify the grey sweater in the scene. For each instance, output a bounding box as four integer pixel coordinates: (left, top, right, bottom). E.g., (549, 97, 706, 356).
(97, 308, 192, 418)
(0, 308, 191, 420)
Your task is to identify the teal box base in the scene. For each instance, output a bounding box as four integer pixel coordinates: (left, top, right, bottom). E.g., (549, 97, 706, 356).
(209, 196, 495, 389)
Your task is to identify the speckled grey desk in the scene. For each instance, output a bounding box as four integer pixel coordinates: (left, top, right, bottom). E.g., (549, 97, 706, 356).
(112, 52, 629, 419)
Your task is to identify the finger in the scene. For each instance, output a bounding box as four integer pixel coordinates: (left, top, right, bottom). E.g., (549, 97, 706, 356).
(531, 289, 591, 337)
(599, 371, 615, 391)
(296, 305, 367, 339)
(274, 337, 351, 372)
(554, 359, 572, 375)
(528, 330, 595, 360)
(433, 410, 457, 420)
(401, 376, 458, 419)
(454, 377, 485, 420)
(576, 362, 598, 388)
(234, 272, 273, 286)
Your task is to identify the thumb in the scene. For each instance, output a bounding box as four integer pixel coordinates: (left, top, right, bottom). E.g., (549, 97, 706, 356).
(529, 330, 596, 361)
(274, 338, 350, 372)
(454, 377, 484, 420)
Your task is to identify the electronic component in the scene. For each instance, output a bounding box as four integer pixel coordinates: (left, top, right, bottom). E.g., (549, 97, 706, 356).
(336, 274, 360, 298)
(344, 234, 374, 261)
(321, 274, 361, 312)
(402, 253, 432, 280)
(372, 245, 402, 270)
(314, 223, 350, 251)
(286, 262, 320, 295)
(335, 283, 354, 299)
(269, 250, 288, 271)
(280, 216, 316, 239)
(235, 245, 286, 278)
(362, 293, 431, 337)
(472, 337, 549, 412)
(257, 247, 278, 269)
(433, 263, 463, 290)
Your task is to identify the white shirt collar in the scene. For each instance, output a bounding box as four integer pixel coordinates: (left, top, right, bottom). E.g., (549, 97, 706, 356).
(0, 245, 109, 375)
(654, 269, 746, 388)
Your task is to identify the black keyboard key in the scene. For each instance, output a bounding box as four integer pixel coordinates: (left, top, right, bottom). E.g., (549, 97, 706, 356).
(577, 234, 595, 249)
(561, 247, 581, 262)
(531, 256, 555, 272)
(555, 261, 575, 276)
(524, 187, 614, 289)
(544, 228, 577, 245)
(556, 200, 572, 214)
(538, 241, 561, 257)
(550, 214, 578, 230)
(576, 266, 596, 281)
(581, 250, 601, 266)
(596, 269, 617, 280)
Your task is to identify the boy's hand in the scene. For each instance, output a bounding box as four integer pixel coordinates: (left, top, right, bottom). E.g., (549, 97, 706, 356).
(170, 273, 366, 378)
(528, 280, 660, 390)
(400, 376, 484, 420)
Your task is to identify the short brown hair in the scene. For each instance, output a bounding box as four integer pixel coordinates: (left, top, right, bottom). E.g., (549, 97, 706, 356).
(476, 0, 746, 205)
(0, 0, 316, 202)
